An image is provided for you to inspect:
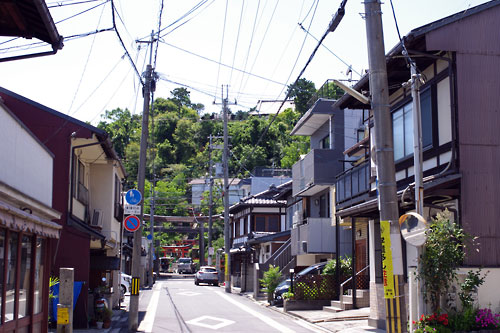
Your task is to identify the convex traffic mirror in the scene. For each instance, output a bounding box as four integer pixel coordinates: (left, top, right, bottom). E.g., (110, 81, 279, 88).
(399, 212, 427, 247)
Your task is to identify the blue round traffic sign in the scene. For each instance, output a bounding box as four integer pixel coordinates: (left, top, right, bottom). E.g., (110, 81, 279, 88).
(125, 189, 142, 205)
(124, 215, 141, 232)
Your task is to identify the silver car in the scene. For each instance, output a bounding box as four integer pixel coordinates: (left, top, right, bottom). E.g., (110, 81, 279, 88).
(194, 266, 219, 286)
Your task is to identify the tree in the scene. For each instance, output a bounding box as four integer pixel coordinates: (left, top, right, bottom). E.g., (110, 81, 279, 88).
(97, 108, 140, 158)
(286, 78, 316, 115)
(170, 87, 191, 109)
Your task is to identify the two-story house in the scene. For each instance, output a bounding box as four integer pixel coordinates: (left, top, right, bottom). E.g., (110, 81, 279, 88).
(0, 98, 62, 331)
(0, 87, 126, 328)
(290, 95, 359, 276)
(334, 1, 500, 329)
(228, 184, 288, 292)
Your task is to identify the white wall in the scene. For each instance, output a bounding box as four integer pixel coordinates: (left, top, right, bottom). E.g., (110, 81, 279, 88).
(0, 106, 53, 206)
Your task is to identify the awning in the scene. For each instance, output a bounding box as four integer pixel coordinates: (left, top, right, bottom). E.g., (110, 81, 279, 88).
(0, 201, 61, 238)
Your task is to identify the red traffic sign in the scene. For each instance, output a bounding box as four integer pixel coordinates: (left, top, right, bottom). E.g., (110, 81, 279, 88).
(124, 215, 141, 232)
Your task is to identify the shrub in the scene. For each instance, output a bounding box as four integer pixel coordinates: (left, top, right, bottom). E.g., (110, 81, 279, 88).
(474, 308, 500, 330)
(260, 265, 282, 303)
(417, 210, 468, 312)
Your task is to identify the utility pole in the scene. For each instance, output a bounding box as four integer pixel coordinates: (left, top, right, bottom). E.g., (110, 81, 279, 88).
(207, 134, 214, 266)
(149, 178, 155, 287)
(215, 85, 236, 293)
(363, 1, 407, 332)
(409, 61, 425, 330)
(129, 32, 155, 331)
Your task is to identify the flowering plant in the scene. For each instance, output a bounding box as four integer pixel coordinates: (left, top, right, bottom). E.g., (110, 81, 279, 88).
(474, 308, 500, 330)
(413, 312, 451, 333)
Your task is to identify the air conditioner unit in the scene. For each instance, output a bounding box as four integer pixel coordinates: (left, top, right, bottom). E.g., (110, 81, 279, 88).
(91, 209, 103, 227)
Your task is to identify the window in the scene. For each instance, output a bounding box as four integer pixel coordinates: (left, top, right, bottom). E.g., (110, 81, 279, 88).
(6, 232, 19, 321)
(74, 158, 88, 204)
(254, 215, 281, 232)
(114, 175, 122, 219)
(34, 238, 45, 314)
(255, 217, 266, 232)
(319, 193, 330, 218)
(320, 136, 330, 149)
(19, 235, 32, 318)
(392, 89, 434, 161)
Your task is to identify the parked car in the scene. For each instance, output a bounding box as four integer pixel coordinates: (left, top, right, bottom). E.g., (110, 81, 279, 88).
(273, 262, 327, 306)
(177, 257, 195, 274)
(194, 266, 219, 286)
(121, 273, 132, 295)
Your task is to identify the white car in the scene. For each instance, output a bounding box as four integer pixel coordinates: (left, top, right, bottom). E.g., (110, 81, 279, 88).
(194, 266, 219, 286)
(121, 273, 131, 295)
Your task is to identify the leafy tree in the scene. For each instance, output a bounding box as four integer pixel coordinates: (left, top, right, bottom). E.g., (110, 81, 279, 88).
(170, 87, 191, 109)
(97, 108, 140, 158)
(287, 78, 316, 115)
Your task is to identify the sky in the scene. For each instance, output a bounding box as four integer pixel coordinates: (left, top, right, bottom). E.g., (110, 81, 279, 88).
(0, 0, 492, 125)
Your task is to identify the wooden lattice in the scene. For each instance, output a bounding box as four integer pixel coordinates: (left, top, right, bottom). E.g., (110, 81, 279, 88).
(294, 275, 337, 300)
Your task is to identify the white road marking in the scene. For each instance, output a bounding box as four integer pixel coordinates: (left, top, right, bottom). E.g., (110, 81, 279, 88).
(177, 291, 202, 296)
(214, 291, 296, 333)
(137, 282, 162, 333)
(186, 315, 235, 330)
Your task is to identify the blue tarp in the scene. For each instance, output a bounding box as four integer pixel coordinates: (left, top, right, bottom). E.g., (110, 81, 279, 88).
(49, 282, 84, 322)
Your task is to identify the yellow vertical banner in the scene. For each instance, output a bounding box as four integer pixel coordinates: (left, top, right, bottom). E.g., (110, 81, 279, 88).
(380, 220, 395, 298)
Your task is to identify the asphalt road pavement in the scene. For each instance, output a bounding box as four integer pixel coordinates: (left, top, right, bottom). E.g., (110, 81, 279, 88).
(138, 278, 325, 333)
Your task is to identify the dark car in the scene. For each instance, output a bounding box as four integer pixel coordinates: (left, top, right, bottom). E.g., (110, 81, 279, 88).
(273, 262, 327, 306)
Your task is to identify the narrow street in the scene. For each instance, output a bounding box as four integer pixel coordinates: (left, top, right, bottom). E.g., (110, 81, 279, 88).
(130, 277, 323, 333)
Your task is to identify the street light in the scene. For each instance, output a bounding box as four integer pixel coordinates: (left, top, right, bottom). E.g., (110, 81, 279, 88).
(290, 268, 295, 294)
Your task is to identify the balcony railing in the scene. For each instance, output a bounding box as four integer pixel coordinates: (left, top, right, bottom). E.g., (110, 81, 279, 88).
(291, 217, 335, 255)
(305, 79, 344, 110)
(335, 159, 370, 204)
(292, 149, 342, 196)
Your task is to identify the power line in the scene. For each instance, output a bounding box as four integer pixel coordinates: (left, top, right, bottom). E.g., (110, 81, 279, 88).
(235, 0, 261, 98)
(67, 3, 107, 115)
(214, 0, 229, 101)
(228, 0, 348, 186)
(229, 0, 245, 84)
(111, 0, 144, 86)
(160, 41, 286, 87)
(55, 0, 109, 24)
(48, 0, 106, 8)
(153, 0, 165, 69)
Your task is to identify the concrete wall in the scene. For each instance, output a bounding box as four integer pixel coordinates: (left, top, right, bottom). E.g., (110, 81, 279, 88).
(0, 105, 53, 206)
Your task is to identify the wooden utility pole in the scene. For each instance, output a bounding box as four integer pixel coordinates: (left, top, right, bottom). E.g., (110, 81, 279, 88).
(129, 32, 155, 331)
(214, 85, 236, 293)
(207, 134, 214, 266)
(363, 1, 407, 332)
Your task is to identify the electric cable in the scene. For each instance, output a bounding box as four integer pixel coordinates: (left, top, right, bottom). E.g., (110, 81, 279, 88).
(214, 0, 229, 101)
(229, 0, 245, 84)
(160, 41, 286, 87)
(227, 0, 348, 187)
(153, 0, 165, 69)
(55, 0, 108, 24)
(235, 0, 261, 99)
(67, 2, 107, 115)
(111, 0, 144, 86)
(238, 0, 280, 100)
(48, 0, 106, 8)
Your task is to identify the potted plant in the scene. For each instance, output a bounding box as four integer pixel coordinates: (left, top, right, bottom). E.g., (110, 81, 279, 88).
(102, 307, 113, 328)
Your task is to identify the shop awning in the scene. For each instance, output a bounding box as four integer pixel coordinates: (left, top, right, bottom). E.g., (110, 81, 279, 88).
(0, 201, 61, 238)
